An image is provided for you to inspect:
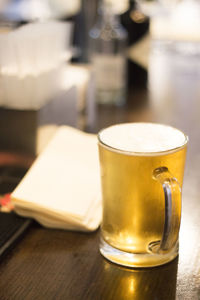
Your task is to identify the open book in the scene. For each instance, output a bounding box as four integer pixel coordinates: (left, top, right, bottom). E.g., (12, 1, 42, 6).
(11, 126, 102, 232)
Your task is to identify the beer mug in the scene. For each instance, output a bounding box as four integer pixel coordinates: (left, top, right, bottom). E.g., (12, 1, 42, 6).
(98, 123, 188, 267)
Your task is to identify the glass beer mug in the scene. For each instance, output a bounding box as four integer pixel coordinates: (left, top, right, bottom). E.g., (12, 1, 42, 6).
(98, 123, 188, 267)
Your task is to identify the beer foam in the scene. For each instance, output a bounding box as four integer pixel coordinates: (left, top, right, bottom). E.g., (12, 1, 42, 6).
(99, 123, 187, 153)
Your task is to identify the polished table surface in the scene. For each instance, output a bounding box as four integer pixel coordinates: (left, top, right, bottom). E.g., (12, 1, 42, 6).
(0, 51, 200, 300)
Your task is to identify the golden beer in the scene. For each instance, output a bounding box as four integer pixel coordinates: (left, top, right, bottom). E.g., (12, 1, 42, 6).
(98, 123, 188, 267)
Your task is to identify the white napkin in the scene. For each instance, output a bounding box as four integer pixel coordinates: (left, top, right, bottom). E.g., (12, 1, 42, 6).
(11, 126, 102, 231)
(0, 21, 73, 109)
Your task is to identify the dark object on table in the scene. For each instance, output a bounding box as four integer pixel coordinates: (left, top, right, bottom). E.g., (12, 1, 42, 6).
(0, 212, 31, 259)
(0, 164, 32, 259)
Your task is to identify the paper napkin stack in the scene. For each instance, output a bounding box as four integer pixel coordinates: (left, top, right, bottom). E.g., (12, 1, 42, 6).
(11, 126, 102, 232)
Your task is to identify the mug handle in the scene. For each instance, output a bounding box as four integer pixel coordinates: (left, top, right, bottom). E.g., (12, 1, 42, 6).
(150, 166, 182, 253)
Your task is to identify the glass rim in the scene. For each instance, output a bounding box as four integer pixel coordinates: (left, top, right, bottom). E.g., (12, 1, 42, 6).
(98, 123, 189, 156)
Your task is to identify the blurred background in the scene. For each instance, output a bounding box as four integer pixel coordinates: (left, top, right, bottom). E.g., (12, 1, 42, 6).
(0, 3, 199, 298)
(0, 0, 199, 156)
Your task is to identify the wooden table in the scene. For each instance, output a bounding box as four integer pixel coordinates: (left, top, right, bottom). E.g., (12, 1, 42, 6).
(0, 51, 199, 299)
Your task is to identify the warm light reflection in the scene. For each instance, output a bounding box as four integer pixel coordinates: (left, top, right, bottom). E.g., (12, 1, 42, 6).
(128, 276, 136, 294)
(130, 10, 147, 24)
(103, 259, 177, 300)
(126, 237, 135, 245)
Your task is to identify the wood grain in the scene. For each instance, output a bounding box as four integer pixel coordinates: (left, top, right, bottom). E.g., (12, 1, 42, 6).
(0, 224, 178, 300)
